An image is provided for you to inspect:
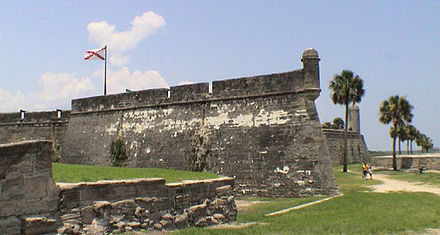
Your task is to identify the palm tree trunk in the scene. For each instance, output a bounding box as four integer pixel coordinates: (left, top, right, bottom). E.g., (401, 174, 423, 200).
(398, 137, 401, 155)
(410, 140, 413, 154)
(392, 136, 397, 171)
(406, 140, 409, 154)
(343, 103, 349, 172)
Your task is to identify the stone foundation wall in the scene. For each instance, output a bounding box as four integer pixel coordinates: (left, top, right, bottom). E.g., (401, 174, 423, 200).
(57, 177, 237, 234)
(371, 154, 440, 170)
(322, 129, 369, 165)
(0, 140, 60, 235)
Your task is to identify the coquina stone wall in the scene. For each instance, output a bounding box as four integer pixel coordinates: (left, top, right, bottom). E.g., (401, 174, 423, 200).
(61, 49, 337, 197)
(322, 129, 369, 165)
(0, 140, 60, 235)
(0, 140, 237, 234)
(371, 154, 440, 170)
(0, 111, 69, 161)
(57, 177, 236, 234)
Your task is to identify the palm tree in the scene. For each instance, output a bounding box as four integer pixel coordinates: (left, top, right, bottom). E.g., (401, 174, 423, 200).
(416, 134, 434, 153)
(398, 124, 409, 154)
(332, 117, 344, 129)
(416, 133, 426, 152)
(397, 124, 408, 155)
(379, 95, 413, 170)
(406, 125, 418, 154)
(329, 70, 365, 172)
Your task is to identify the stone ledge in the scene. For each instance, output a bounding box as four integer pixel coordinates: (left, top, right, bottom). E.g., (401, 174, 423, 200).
(57, 178, 166, 190)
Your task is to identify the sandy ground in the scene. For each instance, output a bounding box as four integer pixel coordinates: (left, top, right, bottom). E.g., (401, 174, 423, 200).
(369, 173, 440, 196)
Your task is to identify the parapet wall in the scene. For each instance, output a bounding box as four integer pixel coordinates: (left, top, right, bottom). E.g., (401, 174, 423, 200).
(71, 70, 306, 113)
(0, 111, 70, 161)
(322, 129, 370, 165)
(62, 49, 337, 198)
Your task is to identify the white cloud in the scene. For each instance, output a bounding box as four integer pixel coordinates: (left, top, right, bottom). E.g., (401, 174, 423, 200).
(0, 73, 96, 112)
(107, 67, 168, 94)
(36, 72, 95, 103)
(178, 81, 194, 85)
(87, 11, 165, 67)
(0, 89, 26, 112)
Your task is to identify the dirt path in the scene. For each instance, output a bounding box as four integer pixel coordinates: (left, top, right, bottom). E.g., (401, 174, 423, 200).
(370, 173, 440, 196)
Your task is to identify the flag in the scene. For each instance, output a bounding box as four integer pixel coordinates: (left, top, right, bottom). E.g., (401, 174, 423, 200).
(84, 47, 106, 60)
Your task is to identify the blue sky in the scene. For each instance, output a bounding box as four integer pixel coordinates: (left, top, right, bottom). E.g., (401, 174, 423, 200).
(0, 1, 439, 151)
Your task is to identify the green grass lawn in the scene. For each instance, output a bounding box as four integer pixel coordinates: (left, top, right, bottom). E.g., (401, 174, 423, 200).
(52, 163, 219, 183)
(173, 164, 440, 235)
(380, 170, 440, 187)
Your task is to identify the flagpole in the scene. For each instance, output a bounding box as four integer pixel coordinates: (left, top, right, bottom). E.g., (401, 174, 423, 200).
(104, 45, 107, 95)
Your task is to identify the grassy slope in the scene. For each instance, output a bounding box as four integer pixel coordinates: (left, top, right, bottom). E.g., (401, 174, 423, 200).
(52, 163, 219, 183)
(175, 164, 440, 235)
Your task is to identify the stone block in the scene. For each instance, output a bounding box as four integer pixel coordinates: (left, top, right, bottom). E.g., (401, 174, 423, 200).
(16, 198, 57, 215)
(46, 177, 60, 199)
(0, 216, 21, 235)
(110, 199, 136, 216)
(35, 148, 52, 173)
(153, 197, 174, 211)
(187, 203, 208, 221)
(174, 212, 189, 229)
(0, 199, 16, 217)
(92, 201, 111, 218)
(24, 176, 47, 199)
(59, 187, 80, 210)
(21, 217, 57, 235)
(81, 206, 95, 224)
(2, 176, 24, 199)
(215, 185, 232, 197)
(135, 197, 155, 212)
(17, 159, 34, 174)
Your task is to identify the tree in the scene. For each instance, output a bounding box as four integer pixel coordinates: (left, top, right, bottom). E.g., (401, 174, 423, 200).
(332, 117, 345, 129)
(329, 70, 365, 172)
(379, 95, 413, 170)
(416, 133, 425, 152)
(322, 122, 332, 129)
(397, 124, 408, 155)
(406, 124, 418, 154)
(426, 137, 434, 152)
(416, 133, 434, 153)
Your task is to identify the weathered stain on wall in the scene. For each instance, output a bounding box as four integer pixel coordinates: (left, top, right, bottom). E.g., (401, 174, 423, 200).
(61, 49, 338, 197)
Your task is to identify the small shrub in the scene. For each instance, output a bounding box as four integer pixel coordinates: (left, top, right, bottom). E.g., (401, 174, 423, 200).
(110, 138, 127, 167)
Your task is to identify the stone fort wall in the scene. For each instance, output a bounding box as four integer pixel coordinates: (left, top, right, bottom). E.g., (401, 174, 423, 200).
(322, 129, 369, 165)
(60, 49, 337, 197)
(0, 110, 69, 161)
